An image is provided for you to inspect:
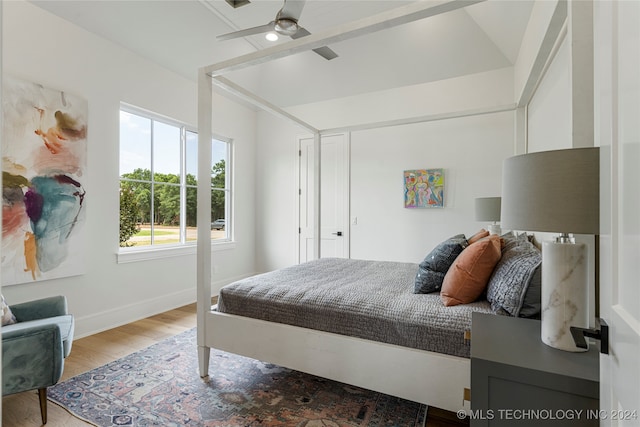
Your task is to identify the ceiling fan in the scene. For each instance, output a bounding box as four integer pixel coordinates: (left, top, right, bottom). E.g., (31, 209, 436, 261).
(217, 0, 338, 60)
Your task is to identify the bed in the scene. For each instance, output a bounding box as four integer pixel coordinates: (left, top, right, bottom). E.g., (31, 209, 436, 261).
(198, 257, 494, 413)
(215, 258, 494, 359)
(197, 230, 542, 412)
(195, 1, 545, 414)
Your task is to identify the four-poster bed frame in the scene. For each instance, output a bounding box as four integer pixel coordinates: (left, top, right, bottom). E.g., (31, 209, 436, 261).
(195, 0, 565, 413)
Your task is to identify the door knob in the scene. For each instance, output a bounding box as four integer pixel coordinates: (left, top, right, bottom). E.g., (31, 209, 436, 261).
(332, 231, 343, 236)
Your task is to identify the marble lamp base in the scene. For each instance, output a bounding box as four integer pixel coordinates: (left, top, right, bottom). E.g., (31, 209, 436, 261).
(487, 223, 502, 235)
(541, 240, 589, 352)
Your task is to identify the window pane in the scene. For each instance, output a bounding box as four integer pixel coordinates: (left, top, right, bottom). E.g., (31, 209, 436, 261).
(154, 183, 181, 245)
(119, 181, 150, 247)
(120, 111, 151, 176)
(211, 161, 225, 192)
(212, 139, 226, 190)
(119, 183, 140, 247)
(153, 121, 180, 179)
(186, 131, 197, 182)
(211, 189, 226, 241)
(154, 182, 180, 225)
(186, 186, 197, 242)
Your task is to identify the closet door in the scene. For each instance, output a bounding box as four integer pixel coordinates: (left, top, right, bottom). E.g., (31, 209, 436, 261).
(298, 133, 349, 263)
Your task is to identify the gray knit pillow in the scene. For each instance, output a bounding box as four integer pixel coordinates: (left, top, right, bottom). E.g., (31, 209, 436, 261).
(486, 239, 541, 317)
(414, 234, 468, 294)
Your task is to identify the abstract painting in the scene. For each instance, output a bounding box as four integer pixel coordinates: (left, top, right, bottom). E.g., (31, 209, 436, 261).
(2, 76, 87, 285)
(404, 169, 444, 208)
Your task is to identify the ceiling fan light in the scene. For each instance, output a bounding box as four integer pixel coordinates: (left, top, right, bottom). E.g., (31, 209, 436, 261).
(265, 32, 279, 42)
(274, 18, 298, 36)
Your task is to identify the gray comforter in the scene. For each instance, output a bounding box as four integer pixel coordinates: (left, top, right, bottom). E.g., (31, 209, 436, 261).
(217, 258, 494, 358)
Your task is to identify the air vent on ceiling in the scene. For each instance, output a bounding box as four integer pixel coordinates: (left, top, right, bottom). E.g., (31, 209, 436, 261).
(225, 0, 251, 8)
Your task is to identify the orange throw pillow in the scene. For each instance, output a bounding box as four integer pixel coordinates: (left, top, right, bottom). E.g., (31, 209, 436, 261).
(467, 229, 489, 245)
(441, 235, 502, 306)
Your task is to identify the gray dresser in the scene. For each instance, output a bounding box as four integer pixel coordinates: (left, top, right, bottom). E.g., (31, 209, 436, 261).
(470, 312, 599, 426)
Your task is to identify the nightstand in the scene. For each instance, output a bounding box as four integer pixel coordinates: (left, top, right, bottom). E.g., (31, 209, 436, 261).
(470, 312, 599, 426)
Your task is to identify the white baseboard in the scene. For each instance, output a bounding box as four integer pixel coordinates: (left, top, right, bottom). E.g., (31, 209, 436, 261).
(73, 272, 257, 339)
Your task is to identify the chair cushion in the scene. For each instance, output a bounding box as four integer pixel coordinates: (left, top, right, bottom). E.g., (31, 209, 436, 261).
(10, 295, 68, 322)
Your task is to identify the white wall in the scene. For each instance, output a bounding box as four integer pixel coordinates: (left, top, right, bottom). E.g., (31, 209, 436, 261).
(1, 0, 257, 337)
(350, 112, 514, 262)
(254, 113, 308, 272)
(527, 34, 572, 153)
(251, 68, 518, 272)
(255, 110, 515, 271)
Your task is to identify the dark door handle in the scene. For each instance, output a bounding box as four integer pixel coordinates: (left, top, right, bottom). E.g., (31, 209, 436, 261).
(570, 318, 608, 354)
(332, 231, 343, 236)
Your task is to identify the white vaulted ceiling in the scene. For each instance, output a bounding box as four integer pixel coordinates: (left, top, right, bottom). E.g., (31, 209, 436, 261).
(30, 0, 534, 107)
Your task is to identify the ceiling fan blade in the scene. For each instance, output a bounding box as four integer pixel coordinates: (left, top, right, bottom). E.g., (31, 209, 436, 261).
(291, 27, 338, 60)
(280, 0, 306, 20)
(290, 26, 311, 39)
(217, 22, 276, 41)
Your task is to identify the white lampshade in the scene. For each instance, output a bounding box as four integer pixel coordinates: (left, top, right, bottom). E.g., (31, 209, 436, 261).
(500, 147, 600, 352)
(501, 147, 599, 234)
(474, 197, 501, 222)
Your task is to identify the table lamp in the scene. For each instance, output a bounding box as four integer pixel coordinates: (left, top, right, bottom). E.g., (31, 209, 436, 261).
(475, 197, 501, 235)
(501, 147, 599, 352)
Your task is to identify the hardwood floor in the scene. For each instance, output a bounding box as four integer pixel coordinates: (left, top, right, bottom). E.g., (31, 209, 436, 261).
(1, 303, 468, 427)
(2, 304, 197, 427)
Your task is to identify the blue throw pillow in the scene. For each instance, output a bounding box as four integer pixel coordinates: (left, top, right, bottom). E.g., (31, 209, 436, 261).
(414, 234, 468, 294)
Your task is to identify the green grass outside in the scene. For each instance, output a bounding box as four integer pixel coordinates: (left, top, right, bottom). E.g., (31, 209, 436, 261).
(129, 238, 179, 246)
(134, 229, 176, 237)
(123, 225, 206, 247)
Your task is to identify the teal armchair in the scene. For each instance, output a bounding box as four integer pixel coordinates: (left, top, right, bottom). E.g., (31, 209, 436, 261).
(2, 295, 74, 424)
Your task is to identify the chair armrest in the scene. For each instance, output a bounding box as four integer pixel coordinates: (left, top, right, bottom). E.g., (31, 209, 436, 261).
(2, 324, 64, 396)
(2, 315, 75, 358)
(10, 296, 68, 322)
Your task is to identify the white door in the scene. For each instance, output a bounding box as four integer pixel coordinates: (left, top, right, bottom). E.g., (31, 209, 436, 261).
(595, 1, 640, 424)
(298, 133, 349, 263)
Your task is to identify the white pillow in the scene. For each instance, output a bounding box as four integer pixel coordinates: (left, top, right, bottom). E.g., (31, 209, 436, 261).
(1, 294, 17, 326)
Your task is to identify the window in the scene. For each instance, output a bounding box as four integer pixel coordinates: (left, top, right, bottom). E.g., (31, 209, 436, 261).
(119, 105, 231, 250)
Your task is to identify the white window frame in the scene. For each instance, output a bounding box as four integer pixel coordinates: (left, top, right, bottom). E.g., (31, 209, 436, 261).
(117, 104, 234, 263)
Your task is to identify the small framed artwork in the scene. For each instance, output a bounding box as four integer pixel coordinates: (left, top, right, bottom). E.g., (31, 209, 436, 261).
(404, 169, 444, 208)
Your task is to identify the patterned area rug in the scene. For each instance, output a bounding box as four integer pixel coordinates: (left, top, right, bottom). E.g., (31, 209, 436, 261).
(49, 328, 427, 426)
